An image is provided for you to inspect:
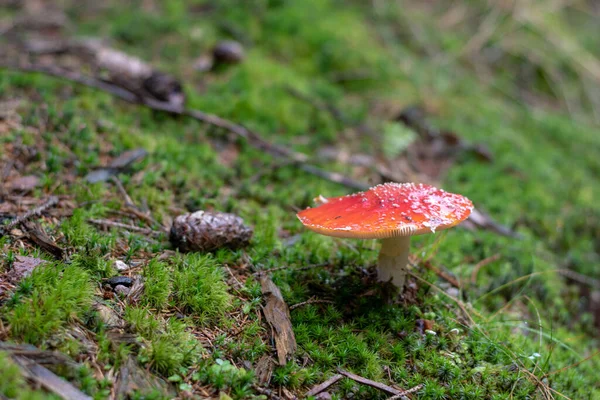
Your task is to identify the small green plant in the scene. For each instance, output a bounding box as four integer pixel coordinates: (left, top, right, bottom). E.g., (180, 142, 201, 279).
(201, 359, 254, 397)
(6, 263, 94, 344)
(171, 254, 231, 322)
(141, 259, 172, 309)
(125, 307, 203, 376)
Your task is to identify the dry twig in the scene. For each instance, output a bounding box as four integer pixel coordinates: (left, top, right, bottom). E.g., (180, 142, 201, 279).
(88, 218, 162, 237)
(337, 369, 406, 396)
(289, 298, 334, 311)
(1, 196, 59, 233)
(386, 384, 424, 399)
(305, 374, 343, 397)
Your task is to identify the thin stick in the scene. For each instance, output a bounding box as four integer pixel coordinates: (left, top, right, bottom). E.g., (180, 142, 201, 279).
(2, 196, 59, 232)
(423, 262, 460, 288)
(87, 218, 162, 237)
(305, 374, 343, 397)
(557, 269, 600, 289)
(470, 253, 501, 284)
(289, 298, 334, 311)
(337, 369, 405, 396)
(386, 384, 424, 400)
(544, 350, 600, 377)
(110, 177, 166, 231)
(409, 259, 460, 289)
(1, 62, 367, 191)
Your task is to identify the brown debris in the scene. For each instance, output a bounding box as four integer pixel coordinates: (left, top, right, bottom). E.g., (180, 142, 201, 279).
(88, 218, 163, 237)
(21, 221, 64, 259)
(213, 40, 246, 65)
(0, 342, 91, 400)
(1, 196, 59, 233)
(13, 357, 93, 400)
(0, 98, 22, 119)
(415, 319, 434, 335)
(337, 369, 409, 397)
(7, 255, 45, 282)
(77, 40, 185, 110)
(0, 255, 45, 300)
(85, 148, 147, 183)
(170, 210, 253, 252)
(115, 356, 176, 399)
(305, 374, 343, 398)
(391, 105, 492, 182)
(254, 355, 275, 385)
(387, 384, 424, 400)
(5, 175, 40, 193)
(259, 274, 296, 366)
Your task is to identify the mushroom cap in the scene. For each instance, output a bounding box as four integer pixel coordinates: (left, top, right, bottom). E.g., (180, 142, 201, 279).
(297, 183, 473, 239)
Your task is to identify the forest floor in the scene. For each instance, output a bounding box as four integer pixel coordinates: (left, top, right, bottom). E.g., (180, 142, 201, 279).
(1, 1, 600, 399)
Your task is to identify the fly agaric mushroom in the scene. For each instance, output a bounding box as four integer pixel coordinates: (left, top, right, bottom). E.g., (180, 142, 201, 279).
(297, 183, 473, 288)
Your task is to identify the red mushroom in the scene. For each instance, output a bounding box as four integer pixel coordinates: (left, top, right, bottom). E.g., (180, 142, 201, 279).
(297, 183, 473, 288)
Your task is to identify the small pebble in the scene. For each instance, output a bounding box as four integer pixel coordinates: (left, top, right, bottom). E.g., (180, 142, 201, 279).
(105, 276, 133, 288)
(114, 285, 130, 296)
(213, 40, 245, 64)
(114, 260, 130, 271)
(446, 287, 460, 298)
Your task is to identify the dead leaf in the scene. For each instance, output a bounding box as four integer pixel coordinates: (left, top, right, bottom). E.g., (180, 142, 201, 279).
(254, 355, 275, 385)
(217, 143, 240, 168)
(0, 98, 21, 119)
(6, 175, 40, 192)
(115, 356, 176, 399)
(85, 148, 147, 183)
(21, 221, 64, 259)
(259, 275, 296, 366)
(9, 255, 45, 282)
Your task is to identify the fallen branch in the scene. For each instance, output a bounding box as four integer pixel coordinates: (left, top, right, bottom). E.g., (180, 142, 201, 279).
(305, 374, 343, 397)
(557, 268, 600, 289)
(0, 62, 367, 191)
(289, 298, 334, 311)
(1, 196, 59, 233)
(88, 219, 162, 237)
(110, 177, 166, 231)
(337, 368, 405, 396)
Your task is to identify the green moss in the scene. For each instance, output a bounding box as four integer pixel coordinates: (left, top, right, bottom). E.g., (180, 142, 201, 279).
(124, 307, 203, 376)
(5, 263, 94, 345)
(171, 254, 232, 322)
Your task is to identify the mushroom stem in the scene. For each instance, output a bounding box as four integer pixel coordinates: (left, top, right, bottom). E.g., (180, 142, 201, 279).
(377, 236, 411, 288)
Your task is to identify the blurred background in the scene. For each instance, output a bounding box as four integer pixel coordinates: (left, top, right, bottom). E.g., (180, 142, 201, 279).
(1, 1, 599, 399)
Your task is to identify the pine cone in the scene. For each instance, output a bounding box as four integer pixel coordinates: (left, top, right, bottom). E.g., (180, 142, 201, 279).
(170, 210, 253, 252)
